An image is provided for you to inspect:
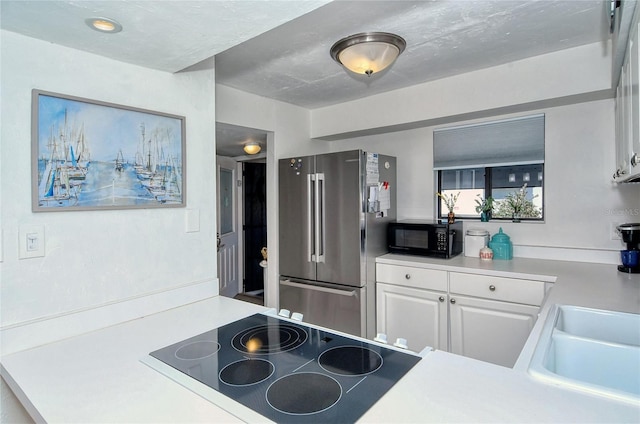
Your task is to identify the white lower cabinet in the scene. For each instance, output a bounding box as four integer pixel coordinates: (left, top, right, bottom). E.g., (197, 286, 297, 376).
(449, 295, 538, 368)
(376, 264, 448, 352)
(376, 263, 547, 368)
(376, 283, 448, 352)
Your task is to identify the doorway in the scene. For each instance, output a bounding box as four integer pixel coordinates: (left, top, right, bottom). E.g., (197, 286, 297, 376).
(215, 123, 269, 306)
(216, 157, 266, 304)
(242, 161, 267, 293)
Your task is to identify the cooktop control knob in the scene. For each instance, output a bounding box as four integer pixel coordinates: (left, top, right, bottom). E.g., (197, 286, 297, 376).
(278, 309, 291, 318)
(374, 333, 388, 344)
(393, 338, 408, 349)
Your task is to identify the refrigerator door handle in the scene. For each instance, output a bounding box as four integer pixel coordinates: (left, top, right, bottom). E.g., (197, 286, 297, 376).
(280, 279, 357, 297)
(307, 173, 316, 263)
(315, 173, 325, 263)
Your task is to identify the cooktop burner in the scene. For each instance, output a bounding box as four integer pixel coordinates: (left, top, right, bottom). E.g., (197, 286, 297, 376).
(175, 341, 220, 360)
(319, 346, 383, 376)
(220, 358, 274, 386)
(232, 323, 308, 354)
(146, 313, 421, 423)
(267, 372, 342, 415)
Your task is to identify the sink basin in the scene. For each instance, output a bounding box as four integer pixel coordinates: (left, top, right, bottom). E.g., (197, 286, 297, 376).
(529, 304, 640, 404)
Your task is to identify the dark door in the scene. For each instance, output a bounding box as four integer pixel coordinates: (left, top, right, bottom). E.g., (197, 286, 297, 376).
(243, 162, 267, 293)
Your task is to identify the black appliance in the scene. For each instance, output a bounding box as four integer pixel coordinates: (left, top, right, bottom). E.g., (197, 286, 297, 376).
(143, 313, 421, 423)
(617, 223, 640, 274)
(388, 220, 463, 258)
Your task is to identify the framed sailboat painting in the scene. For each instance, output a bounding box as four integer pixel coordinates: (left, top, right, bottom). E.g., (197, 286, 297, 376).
(31, 89, 186, 211)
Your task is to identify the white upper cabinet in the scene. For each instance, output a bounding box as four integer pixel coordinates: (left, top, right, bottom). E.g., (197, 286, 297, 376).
(615, 8, 640, 183)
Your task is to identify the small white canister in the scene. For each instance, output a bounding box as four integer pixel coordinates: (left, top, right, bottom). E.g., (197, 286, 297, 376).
(465, 228, 490, 257)
(480, 246, 494, 261)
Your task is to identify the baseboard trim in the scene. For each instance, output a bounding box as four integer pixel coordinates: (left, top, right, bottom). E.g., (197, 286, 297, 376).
(0, 279, 217, 356)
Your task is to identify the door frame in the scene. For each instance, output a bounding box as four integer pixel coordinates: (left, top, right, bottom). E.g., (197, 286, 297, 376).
(216, 155, 242, 297)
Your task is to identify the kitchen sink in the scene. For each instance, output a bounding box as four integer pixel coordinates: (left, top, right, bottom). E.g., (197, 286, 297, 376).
(528, 304, 640, 404)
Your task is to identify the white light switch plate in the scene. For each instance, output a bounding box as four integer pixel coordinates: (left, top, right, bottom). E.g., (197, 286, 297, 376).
(19, 224, 45, 259)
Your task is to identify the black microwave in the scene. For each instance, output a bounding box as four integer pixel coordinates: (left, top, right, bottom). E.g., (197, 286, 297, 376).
(387, 220, 463, 258)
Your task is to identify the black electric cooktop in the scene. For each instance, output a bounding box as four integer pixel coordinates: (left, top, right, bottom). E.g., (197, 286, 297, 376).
(146, 313, 422, 423)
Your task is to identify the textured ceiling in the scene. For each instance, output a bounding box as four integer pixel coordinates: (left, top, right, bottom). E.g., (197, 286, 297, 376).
(0, 0, 330, 73)
(215, 0, 611, 110)
(1, 0, 613, 156)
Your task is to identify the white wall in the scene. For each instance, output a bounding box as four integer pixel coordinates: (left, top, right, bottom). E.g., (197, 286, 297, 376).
(329, 99, 640, 260)
(0, 30, 217, 340)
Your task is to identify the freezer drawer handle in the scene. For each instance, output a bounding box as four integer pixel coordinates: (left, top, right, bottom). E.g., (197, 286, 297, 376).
(281, 280, 357, 297)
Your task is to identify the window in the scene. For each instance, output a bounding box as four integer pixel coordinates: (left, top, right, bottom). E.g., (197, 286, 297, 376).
(490, 164, 543, 219)
(438, 167, 484, 216)
(434, 115, 545, 221)
(438, 164, 544, 220)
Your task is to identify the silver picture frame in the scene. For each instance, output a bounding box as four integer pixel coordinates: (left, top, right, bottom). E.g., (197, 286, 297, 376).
(31, 89, 186, 211)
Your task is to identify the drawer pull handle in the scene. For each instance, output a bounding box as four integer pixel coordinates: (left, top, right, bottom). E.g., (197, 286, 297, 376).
(405, 274, 411, 280)
(489, 285, 496, 291)
(439, 296, 445, 302)
(450, 298, 456, 304)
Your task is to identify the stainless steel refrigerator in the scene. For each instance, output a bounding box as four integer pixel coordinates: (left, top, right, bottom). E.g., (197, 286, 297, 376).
(278, 150, 396, 338)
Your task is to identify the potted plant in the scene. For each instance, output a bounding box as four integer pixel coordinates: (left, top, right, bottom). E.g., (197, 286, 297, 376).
(475, 195, 494, 222)
(437, 191, 460, 223)
(503, 183, 536, 222)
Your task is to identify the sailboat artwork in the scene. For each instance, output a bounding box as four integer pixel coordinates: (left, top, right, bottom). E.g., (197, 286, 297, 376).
(31, 90, 185, 211)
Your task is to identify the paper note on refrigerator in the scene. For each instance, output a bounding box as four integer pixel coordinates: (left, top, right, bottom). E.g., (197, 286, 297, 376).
(366, 153, 379, 185)
(379, 183, 391, 211)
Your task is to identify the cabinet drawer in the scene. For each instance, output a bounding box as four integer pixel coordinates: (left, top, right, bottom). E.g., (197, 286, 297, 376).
(449, 272, 545, 306)
(376, 264, 448, 291)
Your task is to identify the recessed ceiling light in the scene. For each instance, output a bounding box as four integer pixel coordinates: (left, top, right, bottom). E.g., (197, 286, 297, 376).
(85, 17, 122, 33)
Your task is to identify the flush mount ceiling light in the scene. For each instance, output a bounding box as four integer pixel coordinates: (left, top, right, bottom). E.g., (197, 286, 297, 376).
(85, 17, 123, 33)
(330, 32, 406, 77)
(243, 142, 261, 155)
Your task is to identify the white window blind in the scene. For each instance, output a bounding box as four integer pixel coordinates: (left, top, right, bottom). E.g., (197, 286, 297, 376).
(433, 114, 545, 170)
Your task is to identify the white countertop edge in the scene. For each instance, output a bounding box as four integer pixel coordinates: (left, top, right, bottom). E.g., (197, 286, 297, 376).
(0, 363, 45, 423)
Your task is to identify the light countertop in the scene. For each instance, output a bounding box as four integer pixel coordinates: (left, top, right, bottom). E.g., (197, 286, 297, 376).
(2, 255, 640, 423)
(368, 254, 640, 422)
